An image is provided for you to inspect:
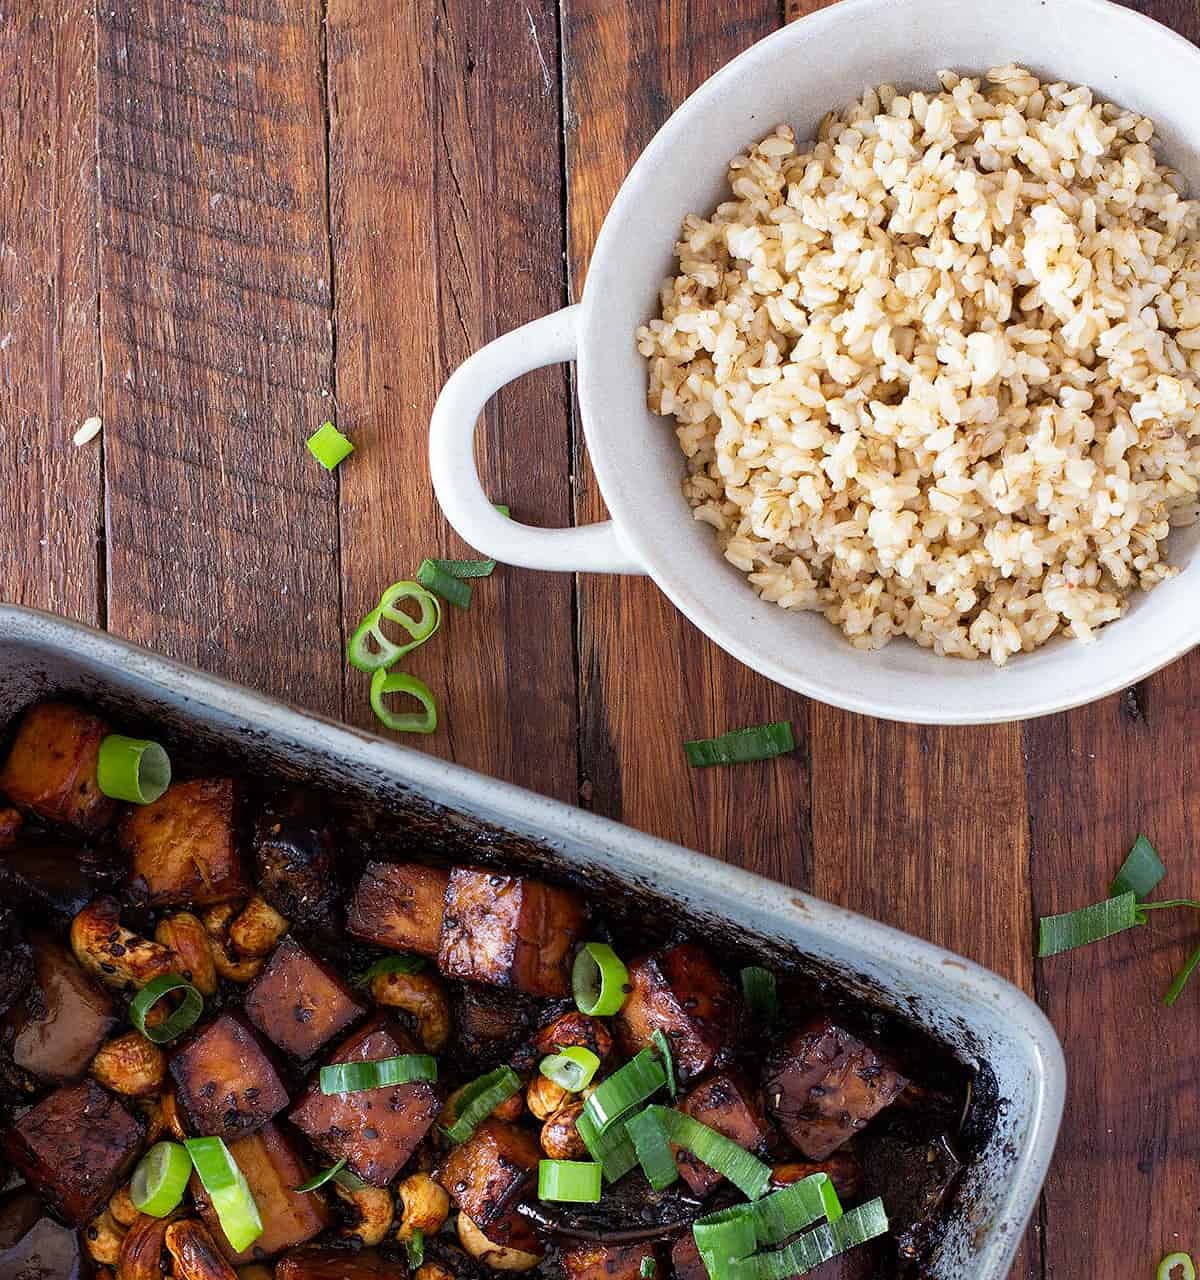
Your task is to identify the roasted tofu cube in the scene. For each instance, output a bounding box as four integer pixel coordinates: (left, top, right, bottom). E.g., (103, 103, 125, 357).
(770, 1151, 864, 1202)
(763, 1017, 909, 1159)
(7, 937, 117, 1084)
(615, 943, 736, 1082)
(348, 861, 449, 957)
(122, 778, 248, 907)
(169, 1012, 289, 1140)
(434, 1118, 541, 1231)
(438, 867, 586, 997)
(244, 937, 366, 1062)
(0, 1188, 88, 1279)
(253, 792, 342, 932)
(3, 1079, 143, 1224)
(562, 1241, 656, 1280)
(674, 1073, 770, 1197)
(276, 1248, 407, 1280)
(289, 1015, 440, 1185)
(452, 982, 536, 1071)
(672, 1233, 708, 1280)
(192, 1122, 332, 1262)
(860, 1120, 963, 1261)
(0, 701, 117, 834)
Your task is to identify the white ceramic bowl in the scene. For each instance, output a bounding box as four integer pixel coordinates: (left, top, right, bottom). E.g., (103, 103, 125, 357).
(430, 0, 1200, 725)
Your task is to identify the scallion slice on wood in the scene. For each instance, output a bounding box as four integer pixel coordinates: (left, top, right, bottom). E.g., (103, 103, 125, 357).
(319, 1054, 437, 1096)
(292, 1159, 349, 1193)
(624, 1107, 680, 1191)
(576, 1107, 639, 1183)
(443, 1066, 523, 1144)
(540, 1046, 601, 1093)
(573, 942, 629, 1017)
(748, 1200, 889, 1280)
(582, 1049, 667, 1136)
(406, 1228, 426, 1268)
(306, 421, 354, 471)
(641, 1259, 656, 1278)
(1159, 1253, 1197, 1280)
(740, 966, 778, 1025)
(1165, 942, 1200, 1008)
(185, 1136, 264, 1253)
(417, 558, 472, 609)
(130, 974, 203, 1045)
(347, 581, 442, 673)
(538, 1159, 603, 1204)
(684, 722, 795, 768)
(1037, 890, 1141, 957)
(651, 1029, 676, 1099)
(656, 1108, 771, 1202)
(130, 1141, 192, 1218)
(1110, 834, 1167, 899)
(353, 954, 427, 988)
(370, 669, 438, 734)
(429, 557, 497, 579)
(97, 734, 172, 804)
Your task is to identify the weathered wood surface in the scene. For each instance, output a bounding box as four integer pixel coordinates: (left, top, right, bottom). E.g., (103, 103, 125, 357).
(4, 0, 1200, 1275)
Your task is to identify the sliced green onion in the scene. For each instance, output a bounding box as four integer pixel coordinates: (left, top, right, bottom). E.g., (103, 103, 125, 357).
(307, 421, 354, 471)
(292, 1158, 348, 1193)
(335, 1168, 367, 1192)
(185, 1136, 264, 1253)
(573, 942, 629, 1017)
(641, 1259, 656, 1278)
(416, 558, 471, 610)
(740, 966, 778, 1025)
(624, 1107, 680, 1191)
(656, 1108, 771, 1201)
(353, 954, 427, 988)
(749, 1199, 888, 1280)
(97, 734, 172, 804)
(369, 669, 438, 735)
(347, 582, 442, 673)
(406, 1228, 426, 1269)
(1159, 1254, 1197, 1280)
(1037, 890, 1141, 957)
(541, 1046, 601, 1093)
(694, 1207, 757, 1273)
(429, 557, 497, 580)
(576, 1107, 639, 1183)
(129, 974, 203, 1045)
(651, 1029, 676, 1099)
(583, 1049, 667, 1136)
(684, 722, 795, 769)
(538, 1159, 603, 1204)
(130, 1141, 192, 1218)
(494, 504, 511, 518)
(753, 1173, 843, 1242)
(319, 1054, 437, 1096)
(443, 1066, 522, 1144)
(1110, 834, 1167, 899)
(1164, 942, 1200, 1008)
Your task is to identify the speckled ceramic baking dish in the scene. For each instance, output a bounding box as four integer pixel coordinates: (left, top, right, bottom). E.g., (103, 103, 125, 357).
(0, 604, 1063, 1277)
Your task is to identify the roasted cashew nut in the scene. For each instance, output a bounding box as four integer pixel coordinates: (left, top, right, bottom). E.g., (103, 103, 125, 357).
(109, 1184, 140, 1228)
(84, 1209, 126, 1265)
(165, 1219, 239, 1280)
(71, 896, 176, 993)
(227, 895, 289, 958)
(540, 1099, 587, 1160)
(395, 1172, 450, 1243)
(91, 1032, 167, 1098)
(415, 1266, 455, 1280)
(201, 904, 264, 984)
(457, 1213, 543, 1272)
(369, 969, 451, 1053)
(117, 1211, 177, 1280)
(525, 1073, 568, 1121)
(155, 912, 219, 997)
(335, 1180, 395, 1247)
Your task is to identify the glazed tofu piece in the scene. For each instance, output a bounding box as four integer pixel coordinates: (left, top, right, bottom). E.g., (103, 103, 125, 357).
(8, 937, 117, 1084)
(243, 936, 366, 1062)
(562, 1241, 656, 1280)
(169, 1012, 289, 1140)
(434, 1118, 541, 1231)
(192, 1122, 332, 1263)
(763, 1016, 909, 1159)
(253, 792, 342, 932)
(438, 867, 586, 997)
(276, 1248, 407, 1280)
(3, 1079, 143, 1224)
(674, 1072, 771, 1197)
(289, 1016, 440, 1185)
(0, 701, 117, 834)
(122, 778, 249, 907)
(615, 943, 736, 1082)
(770, 1151, 864, 1202)
(347, 861, 449, 957)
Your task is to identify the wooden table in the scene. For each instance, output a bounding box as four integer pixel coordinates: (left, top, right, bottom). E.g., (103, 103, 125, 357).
(4, 0, 1199, 1274)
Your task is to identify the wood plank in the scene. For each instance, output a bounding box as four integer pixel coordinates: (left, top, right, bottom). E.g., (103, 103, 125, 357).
(0, 0, 102, 622)
(96, 0, 342, 715)
(326, 0, 577, 801)
(563, 0, 813, 883)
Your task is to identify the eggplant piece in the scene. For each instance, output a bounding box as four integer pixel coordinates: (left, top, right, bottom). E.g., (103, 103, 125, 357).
(0, 839, 110, 920)
(276, 1247, 407, 1279)
(770, 1152, 864, 1202)
(0, 806, 22, 848)
(0, 700, 118, 834)
(615, 944, 736, 1083)
(122, 778, 249, 907)
(763, 1017, 909, 1160)
(243, 936, 366, 1062)
(0, 907, 32, 1021)
(253, 792, 341, 932)
(348, 860, 449, 957)
(452, 982, 536, 1070)
(673, 1072, 771, 1197)
(4, 1078, 143, 1224)
(435, 1118, 541, 1232)
(191, 1122, 332, 1262)
(518, 1179, 704, 1245)
(563, 1240, 657, 1280)
(438, 867, 586, 997)
(7, 936, 117, 1084)
(859, 1119, 963, 1261)
(0, 1187, 89, 1278)
(289, 1014, 440, 1185)
(169, 1012, 289, 1141)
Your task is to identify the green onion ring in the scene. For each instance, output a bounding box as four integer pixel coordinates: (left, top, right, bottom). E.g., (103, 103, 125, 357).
(129, 974, 204, 1045)
(369, 670, 438, 735)
(640, 1259, 656, 1278)
(293, 1158, 349, 1193)
(306, 422, 354, 471)
(416, 559, 472, 610)
(442, 1066, 522, 1144)
(538, 1159, 603, 1204)
(573, 942, 629, 1017)
(97, 734, 172, 805)
(130, 1141, 192, 1218)
(582, 1048, 667, 1136)
(185, 1136, 264, 1254)
(1159, 1255, 1197, 1280)
(319, 1054, 438, 1096)
(540, 1046, 601, 1093)
(740, 966, 779, 1026)
(347, 581, 442, 673)
(575, 1107, 638, 1183)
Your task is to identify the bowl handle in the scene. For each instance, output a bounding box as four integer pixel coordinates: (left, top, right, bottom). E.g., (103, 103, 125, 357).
(429, 305, 645, 574)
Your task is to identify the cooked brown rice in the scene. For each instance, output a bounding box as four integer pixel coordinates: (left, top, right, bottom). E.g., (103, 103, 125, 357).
(637, 66, 1200, 664)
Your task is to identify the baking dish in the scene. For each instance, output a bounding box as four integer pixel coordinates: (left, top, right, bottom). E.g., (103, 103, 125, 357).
(0, 604, 1063, 1278)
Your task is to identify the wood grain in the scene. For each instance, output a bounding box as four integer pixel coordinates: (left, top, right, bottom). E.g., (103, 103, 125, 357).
(96, 0, 342, 714)
(0, 0, 102, 623)
(326, 0, 578, 800)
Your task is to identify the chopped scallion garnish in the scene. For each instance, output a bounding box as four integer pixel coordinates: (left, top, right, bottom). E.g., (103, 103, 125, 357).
(292, 1158, 349, 1193)
(97, 734, 172, 804)
(640, 1259, 656, 1279)
(651, 1029, 676, 1099)
(582, 1049, 667, 1136)
(748, 1199, 888, 1280)
(443, 1066, 523, 1144)
(1037, 891, 1141, 957)
(306, 421, 354, 471)
(429, 556, 497, 579)
(538, 1159, 603, 1203)
(684, 722, 795, 768)
(129, 974, 203, 1045)
(369, 669, 438, 735)
(347, 581, 442, 673)
(540, 1046, 601, 1093)
(1159, 1254, 1197, 1280)
(1165, 943, 1200, 1008)
(417, 558, 472, 609)
(653, 1108, 771, 1202)
(573, 942, 629, 1017)
(576, 1107, 638, 1183)
(353, 954, 427, 988)
(185, 1136, 264, 1253)
(319, 1054, 437, 1095)
(1110, 834, 1166, 899)
(407, 1228, 426, 1269)
(130, 1142, 192, 1218)
(625, 1107, 680, 1191)
(740, 966, 778, 1025)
